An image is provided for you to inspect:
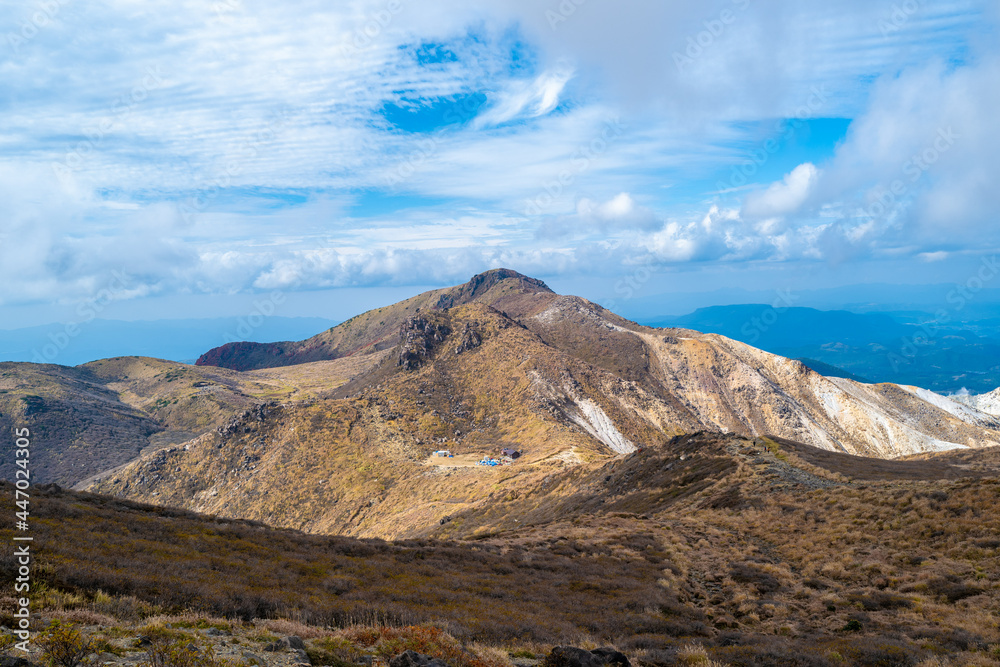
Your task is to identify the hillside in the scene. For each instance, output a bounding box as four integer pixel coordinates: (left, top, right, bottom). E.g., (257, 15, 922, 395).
(0, 355, 380, 487)
(954, 386, 1000, 417)
(195, 269, 553, 370)
(88, 270, 1000, 538)
(645, 304, 1000, 394)
(0, 362, 161, 485)
(6, 431, 1000, 666)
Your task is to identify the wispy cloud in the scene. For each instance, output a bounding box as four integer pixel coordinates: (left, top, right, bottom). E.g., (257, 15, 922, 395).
(0, 0, 996, 313)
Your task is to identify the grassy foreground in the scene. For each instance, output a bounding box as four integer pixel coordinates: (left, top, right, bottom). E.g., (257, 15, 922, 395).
(2, 433, 1000, 666)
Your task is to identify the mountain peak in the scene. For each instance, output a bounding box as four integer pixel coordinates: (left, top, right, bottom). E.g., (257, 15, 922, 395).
(433, 268, 553, 310)
(466, 268, 553, 293)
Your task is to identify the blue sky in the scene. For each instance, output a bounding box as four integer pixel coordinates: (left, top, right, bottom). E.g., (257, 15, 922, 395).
(1, 0, 999, 325)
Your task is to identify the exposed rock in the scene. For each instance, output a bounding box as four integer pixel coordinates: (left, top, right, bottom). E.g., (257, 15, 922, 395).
(544, 646, 631, 667)
(389, 649, 451, 667)
(454, 322, 483, 355)
(217, 403, 275, 436)
(398, 317, 451, 370)
(590, 648, 631, 667)
(263, 636, 305, 653)
(200, 627, 227, 636)
(0, 657, 39, 667)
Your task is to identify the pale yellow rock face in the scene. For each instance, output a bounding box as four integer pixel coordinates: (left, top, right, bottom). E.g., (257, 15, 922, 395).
(634, 325, 1000, 458)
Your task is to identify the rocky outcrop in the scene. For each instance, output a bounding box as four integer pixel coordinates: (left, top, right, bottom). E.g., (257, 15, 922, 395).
(217, 402, 275, 436)
(389, 650, 450, 667)
(953, 386, 1000, 417)
(397, 317, 450, 370)
(453, 322, 482, 355)
(433, 268, 552, 310)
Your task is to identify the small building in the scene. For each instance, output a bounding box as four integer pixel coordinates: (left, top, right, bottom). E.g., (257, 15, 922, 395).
(433, 450, 451, 457)
(500, 448, 521, 459)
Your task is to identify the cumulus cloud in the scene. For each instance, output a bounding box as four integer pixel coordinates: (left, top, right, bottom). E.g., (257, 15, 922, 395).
(769, 55, 1000, 259)
(536, 193, 661, 239)
(741, 163, 818, 220)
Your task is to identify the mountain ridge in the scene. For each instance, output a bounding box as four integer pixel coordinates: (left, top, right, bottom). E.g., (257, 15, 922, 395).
(83, 270, 1000, 539)
(195, 268, 554, 371)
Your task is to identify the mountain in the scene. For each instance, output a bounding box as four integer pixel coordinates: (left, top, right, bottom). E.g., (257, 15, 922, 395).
(0, 362, 161, 485)
(644, 304, 1000, 393)
(195, 269, 552, 370)
(0, 317, 339, 366)
(0, 354, 372, 486)
(85, 269, 1000, 538)
(645, 304, 914, 348)
(953, 386, 1000, 416)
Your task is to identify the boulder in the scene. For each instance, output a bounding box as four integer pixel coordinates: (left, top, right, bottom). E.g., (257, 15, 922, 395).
(590, 648, 630, 667)
(389, 649, 450, 667)
(545, 647, 630, 667)
(283, 636, 306, 651)
(1, 657, 39, 667)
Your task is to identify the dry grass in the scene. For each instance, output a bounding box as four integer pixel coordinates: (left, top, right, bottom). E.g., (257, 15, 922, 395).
(4, 428, 1000, 666)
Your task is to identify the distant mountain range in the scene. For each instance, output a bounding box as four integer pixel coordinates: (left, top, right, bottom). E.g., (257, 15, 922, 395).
(644, 304, 1000, 393)
(0, 317, 339, 366)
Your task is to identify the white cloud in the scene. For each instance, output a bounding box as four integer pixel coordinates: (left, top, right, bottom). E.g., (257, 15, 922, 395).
(535, 192, 661, 239)
(742, 163, 819, 220)
(0, 0, 996, 311)
(474, 65, 574, 127)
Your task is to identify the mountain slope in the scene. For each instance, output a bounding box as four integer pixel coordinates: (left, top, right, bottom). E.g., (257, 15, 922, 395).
(0, 362, 161, 485)
(195, 269, 553, 370)
(0, 354, 384, 488)
(954, 386, 1000, 416)
(10, 432, 1000, 664)
(89, 270, 1000, 538)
